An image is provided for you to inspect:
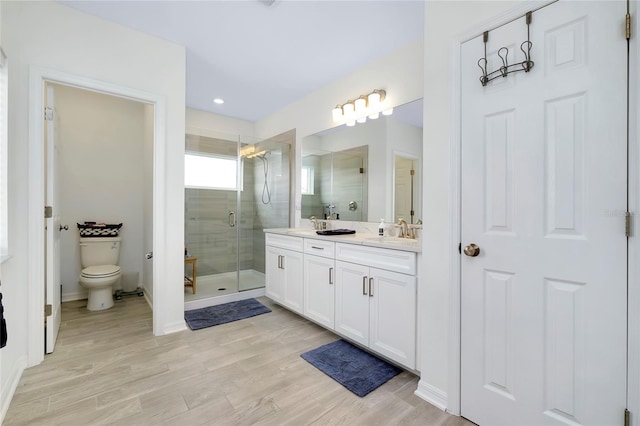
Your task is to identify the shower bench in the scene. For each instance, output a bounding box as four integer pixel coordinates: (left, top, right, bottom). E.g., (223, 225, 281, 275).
(184, 256, 197, 294)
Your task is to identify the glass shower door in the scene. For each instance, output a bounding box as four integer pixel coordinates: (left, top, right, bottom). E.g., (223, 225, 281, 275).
(184, 132, 291, 302)
(184, 132, 240, 300)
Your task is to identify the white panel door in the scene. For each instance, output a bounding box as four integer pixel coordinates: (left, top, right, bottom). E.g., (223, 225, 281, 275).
(303, 254, 335, 329)
(335, 260, 370, 346)
(461, 2, 627, 425)
(45, 84, 61, 354)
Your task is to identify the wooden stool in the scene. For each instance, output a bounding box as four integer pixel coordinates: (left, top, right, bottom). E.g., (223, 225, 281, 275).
(184, 256, 197, 294)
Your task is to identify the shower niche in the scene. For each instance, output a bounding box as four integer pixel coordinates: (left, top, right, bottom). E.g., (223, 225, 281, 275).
(184, 132, 291, 302)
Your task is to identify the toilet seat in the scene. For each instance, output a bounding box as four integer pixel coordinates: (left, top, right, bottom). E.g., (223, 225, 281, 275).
(81, 265, 121, 278)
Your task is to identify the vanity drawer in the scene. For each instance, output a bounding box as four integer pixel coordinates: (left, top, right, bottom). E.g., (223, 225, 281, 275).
(335, 243, 416, 275)
(304, 238, 335, 258)
(265, 233, 303, 252)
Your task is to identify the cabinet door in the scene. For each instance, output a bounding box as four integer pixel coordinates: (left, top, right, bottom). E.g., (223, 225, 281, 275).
(335, 261, 370, 346)
(281, 249, 303, 314)
(303, 254, 335, 329)
(265, 245, 285, 303)
(369, 267, 416, 368)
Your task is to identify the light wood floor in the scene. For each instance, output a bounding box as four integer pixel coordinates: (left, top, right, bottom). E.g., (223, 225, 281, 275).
(4, 296, 472, 425)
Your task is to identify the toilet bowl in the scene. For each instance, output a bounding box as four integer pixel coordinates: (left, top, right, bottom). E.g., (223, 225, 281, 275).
(78, 236, 122, 311)
(79, 265, 121, 311)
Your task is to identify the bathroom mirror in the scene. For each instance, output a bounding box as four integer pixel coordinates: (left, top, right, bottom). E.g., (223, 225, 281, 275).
(301, 98, 423, 223)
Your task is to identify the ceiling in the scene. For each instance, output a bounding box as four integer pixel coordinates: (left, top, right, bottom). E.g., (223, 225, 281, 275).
(58, 0, 424, 122)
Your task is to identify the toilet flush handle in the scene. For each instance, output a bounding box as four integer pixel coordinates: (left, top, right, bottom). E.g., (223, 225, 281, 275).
(59, 224, 69, 231)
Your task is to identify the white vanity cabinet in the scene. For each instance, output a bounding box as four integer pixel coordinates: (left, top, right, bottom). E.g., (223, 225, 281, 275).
(334, 244, 417, 368)
(303, 239, 335, 329)
(264, 231, 418, 370)
(265, 234, 304, 314)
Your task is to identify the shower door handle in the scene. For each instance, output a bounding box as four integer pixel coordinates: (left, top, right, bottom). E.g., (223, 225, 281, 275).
(229, 211, 236, 227)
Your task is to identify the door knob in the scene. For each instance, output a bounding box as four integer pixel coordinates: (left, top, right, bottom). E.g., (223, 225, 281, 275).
(145, 252, 153, 260)
(59, 224, 69, 231)
(463, 243, 480, 257)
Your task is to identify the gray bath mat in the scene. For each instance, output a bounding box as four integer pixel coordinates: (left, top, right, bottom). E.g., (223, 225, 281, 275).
(184, 298, 271, 330)
(301, 339, 401, 397)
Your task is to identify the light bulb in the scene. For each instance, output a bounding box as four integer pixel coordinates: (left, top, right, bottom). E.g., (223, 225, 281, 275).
(332, 105, 343, 122)
(343, 101, 355, 118)
(346, 120, 356, 127)
(355, 96, 367, 114)
(368, 112, 380, 120)
(382, 108, 394, 116)
(357, 116, 367, 124)
(367, 91, 381, 108)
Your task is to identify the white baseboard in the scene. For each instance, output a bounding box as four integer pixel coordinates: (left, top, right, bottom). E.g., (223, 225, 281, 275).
(142, 285, 153, 309)
(415, 380, 448, 412)
(1, 355, 27, 424)
(184, 288, 266, 311)
(61, 291, 87, 302)
(161, 320, 188, 335)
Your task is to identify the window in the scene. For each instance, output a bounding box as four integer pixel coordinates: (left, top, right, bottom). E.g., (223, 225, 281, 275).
(301, 166, 314, 195)
(184, 152, 240, 190)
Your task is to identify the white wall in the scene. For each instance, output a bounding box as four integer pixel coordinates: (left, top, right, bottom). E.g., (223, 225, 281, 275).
(256, 38, 424, 227)
(417, 0, 525, 409)
(186, 108, 255, 141)
(1, 0, 185, 419)
(54, 84, 146, 300)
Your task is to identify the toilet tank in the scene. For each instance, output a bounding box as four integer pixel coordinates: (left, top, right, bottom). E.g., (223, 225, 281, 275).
(79, 237, 121, 267)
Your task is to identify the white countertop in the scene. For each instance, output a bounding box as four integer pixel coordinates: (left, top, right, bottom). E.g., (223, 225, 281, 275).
(264, 228, 421, 253)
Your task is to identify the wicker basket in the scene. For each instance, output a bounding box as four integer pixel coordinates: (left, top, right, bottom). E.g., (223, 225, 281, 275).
(77, 223, 123, 237)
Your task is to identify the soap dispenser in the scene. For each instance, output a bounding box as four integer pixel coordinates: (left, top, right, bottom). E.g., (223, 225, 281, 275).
(378, 219, 385, 236)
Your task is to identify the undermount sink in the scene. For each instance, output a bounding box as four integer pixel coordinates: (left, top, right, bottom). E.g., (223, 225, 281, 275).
(285, 228, 318, 236)
(363, 236, 420, 246)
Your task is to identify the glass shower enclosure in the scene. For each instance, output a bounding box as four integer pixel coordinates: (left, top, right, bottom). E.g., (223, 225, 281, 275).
(184, 132, 290, 302)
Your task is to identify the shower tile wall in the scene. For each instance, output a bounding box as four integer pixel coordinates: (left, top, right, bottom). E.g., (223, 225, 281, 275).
(185, 188, 247, 275)
(251, 145, 290, 274)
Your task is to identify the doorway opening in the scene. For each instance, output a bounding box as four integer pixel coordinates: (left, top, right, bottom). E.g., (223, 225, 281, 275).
(44, 82, 154, 353)
(28, 67, 169, 366)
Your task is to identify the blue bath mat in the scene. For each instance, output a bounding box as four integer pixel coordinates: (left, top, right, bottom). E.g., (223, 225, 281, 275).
(301, 339, 401, 397)
(184, 298, 271, 330)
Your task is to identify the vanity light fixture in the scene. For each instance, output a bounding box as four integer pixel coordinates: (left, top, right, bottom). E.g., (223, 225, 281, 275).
(332, 89, 391, 125)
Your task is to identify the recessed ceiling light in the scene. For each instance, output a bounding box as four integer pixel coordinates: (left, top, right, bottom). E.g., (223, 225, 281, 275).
(213, 98, 224, 105)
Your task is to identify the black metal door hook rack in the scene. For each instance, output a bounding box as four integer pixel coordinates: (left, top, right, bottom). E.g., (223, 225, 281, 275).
(478, 11, 534, 87)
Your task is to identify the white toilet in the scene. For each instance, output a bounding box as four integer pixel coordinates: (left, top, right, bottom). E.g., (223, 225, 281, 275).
(79, 237, 122, 311)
